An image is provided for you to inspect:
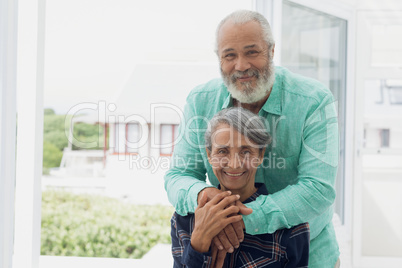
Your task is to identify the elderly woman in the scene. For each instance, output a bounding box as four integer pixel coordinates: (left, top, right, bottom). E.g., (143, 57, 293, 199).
(171, 107, 310, 268)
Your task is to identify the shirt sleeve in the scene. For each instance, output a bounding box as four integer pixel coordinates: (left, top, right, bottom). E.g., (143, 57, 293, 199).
(282, 223, 310, 267)
(164, 95, 214, 216)
(243, 94, 338, 236)
(171, 213, 213, 268)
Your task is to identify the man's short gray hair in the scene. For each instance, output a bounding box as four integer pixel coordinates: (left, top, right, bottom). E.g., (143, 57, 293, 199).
(205, 107, 271, 152)
(215, 9, 275, 54)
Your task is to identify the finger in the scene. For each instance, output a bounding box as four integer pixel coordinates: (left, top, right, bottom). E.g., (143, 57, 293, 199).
(198, 191, 208, 208)
(213, 194, 241, 210)
(198, 187, 221, 204)
(211, 244, 218, 266)
(212, 236, 224, 251)
(208, 191, 233, 206)
(235, 200, 253, 215)
(217, 230, 234, 253)
(223, 215, 243, 228)
(215, 248, 226, 268)
(223, 224, 240, 249)
(231, 221, 244, 243)
(220, 205, 240, 218)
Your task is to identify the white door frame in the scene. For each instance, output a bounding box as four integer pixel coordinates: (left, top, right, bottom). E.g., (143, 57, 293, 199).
(13, 0, 46, 267)
(0, 0, 18, 267)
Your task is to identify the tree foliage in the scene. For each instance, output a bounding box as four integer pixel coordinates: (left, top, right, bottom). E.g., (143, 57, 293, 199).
(42, 110, 108, 173)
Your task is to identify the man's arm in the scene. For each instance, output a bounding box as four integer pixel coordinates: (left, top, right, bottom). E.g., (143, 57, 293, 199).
(243, 95, 338, 237)
(164, 96, 213, 216)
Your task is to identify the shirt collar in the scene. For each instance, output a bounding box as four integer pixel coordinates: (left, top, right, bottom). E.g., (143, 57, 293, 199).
(260, 79, 282, 116)
(221, 93, 232, 109)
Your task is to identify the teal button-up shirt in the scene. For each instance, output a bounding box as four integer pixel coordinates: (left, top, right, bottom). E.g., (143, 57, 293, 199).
(164, 66, 340, 267)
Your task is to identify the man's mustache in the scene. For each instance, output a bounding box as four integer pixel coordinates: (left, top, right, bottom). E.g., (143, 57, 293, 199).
(230, 69, 260, 83)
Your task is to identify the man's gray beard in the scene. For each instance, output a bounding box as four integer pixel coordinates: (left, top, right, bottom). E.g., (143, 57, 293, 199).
(222, 60, 276, 104)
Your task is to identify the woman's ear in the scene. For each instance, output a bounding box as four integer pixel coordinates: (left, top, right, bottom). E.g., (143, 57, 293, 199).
(206, 147, 212, 164)
(258, 148, 266, 165)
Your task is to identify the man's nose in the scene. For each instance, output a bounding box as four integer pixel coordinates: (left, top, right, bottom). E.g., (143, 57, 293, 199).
(234, 55, 251, 72)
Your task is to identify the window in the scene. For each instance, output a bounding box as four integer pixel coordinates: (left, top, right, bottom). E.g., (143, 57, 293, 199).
(281, 0, 347, 222)
(114, 123, 141, 154)
(14, 0, 256, 266)
(160, 124, 179, 156)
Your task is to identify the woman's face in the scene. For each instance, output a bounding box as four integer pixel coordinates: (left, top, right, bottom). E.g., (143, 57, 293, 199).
(206, 123, 265, 200)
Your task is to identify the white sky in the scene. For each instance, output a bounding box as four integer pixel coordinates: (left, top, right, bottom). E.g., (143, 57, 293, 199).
(44, 0, 253, 113)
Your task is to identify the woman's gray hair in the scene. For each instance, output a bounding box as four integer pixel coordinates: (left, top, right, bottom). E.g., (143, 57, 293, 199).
(205, 107, 271, 152)
(215, 10, 275, 54)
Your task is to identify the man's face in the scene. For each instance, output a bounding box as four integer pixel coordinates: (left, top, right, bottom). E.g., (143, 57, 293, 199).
(217, 20, 275, 104)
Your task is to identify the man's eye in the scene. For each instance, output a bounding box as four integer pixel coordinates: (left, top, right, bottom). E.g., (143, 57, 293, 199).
(217, 149, 227, 154)
(247, 50, 259, 56)
(224, 54, 235, 60)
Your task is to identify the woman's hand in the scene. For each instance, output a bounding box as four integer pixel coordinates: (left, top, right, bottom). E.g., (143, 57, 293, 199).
(191, 191, 243, 253)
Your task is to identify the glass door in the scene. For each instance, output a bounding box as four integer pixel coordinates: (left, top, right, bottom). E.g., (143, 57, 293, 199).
(280, 0, 347, 222)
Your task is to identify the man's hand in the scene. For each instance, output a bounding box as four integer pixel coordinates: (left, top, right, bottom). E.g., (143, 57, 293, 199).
(197, 187, 222, 204)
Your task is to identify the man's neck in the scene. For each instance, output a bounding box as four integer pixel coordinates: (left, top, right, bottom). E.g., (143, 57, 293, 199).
(233, 91, 271, 114)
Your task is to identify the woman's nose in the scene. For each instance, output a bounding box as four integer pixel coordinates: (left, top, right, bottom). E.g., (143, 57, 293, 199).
(227, 153, 242, 169)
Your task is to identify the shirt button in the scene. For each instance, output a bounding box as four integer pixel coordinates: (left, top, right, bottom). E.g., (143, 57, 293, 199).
(255, 228, 259, 232)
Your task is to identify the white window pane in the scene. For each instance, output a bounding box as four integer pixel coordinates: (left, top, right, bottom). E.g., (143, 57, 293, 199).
(115, 123, 126, 153)
(364, 80, 402, 150)
(126, 123, 139, 153)
(371, 25, 402, 67)
(160, 125, 173, 155)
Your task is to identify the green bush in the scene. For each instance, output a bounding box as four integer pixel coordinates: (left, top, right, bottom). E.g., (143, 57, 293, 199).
(42, 141, 63, 169)
(41, 190, 174, 258)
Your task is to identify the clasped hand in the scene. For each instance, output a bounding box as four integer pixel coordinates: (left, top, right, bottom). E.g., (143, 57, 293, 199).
(191, 188, 253, 267)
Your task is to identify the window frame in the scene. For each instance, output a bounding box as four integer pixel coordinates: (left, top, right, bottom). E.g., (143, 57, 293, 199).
(113, 122, 140, 155)
(0, 0, 18, 266)
(13, 0, 46, 267)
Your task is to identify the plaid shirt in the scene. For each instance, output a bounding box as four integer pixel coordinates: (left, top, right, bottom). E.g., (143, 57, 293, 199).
(171, 184, 310, 267)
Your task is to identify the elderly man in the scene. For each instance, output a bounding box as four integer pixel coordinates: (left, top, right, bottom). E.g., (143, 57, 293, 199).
(165, 9, 340, 268)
